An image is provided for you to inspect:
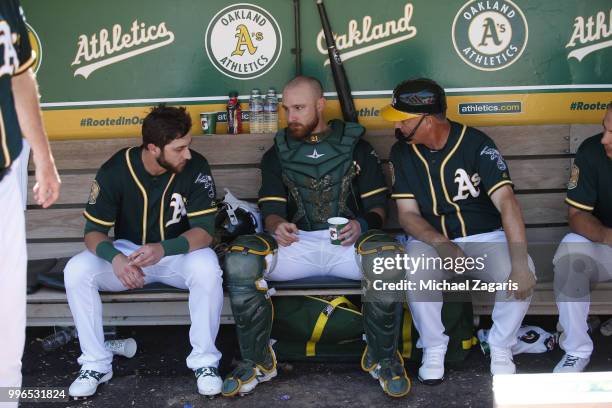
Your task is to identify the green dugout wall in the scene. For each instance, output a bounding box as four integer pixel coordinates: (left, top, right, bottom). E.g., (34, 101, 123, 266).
(21, 0, 612, 139)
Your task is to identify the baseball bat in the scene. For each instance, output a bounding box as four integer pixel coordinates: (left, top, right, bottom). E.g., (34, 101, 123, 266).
(316, 0, 359, 123)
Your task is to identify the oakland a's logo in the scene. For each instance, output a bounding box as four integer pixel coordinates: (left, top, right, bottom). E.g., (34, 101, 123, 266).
(205, 3, 282, 80)
(166, 193, 187, 227)
(453, 169, 481, 201)
(452, 0, 528, 71)
(25, 23, 42, 74)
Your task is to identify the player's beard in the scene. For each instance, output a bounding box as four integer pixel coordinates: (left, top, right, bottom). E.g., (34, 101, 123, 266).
(157, 153, 186, 174)
(288, 115, 319, 140)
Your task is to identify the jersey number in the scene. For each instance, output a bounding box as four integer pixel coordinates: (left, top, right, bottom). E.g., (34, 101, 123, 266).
(452, 169, 481, 201)
(166, 193, 187, 227)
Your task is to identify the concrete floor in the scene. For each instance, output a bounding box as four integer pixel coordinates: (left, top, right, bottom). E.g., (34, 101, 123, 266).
(20, 316, 612, 408)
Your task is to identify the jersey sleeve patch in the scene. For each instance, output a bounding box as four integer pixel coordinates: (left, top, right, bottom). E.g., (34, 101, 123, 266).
(194, 172, 216, 199)
(88, 180, 101, 205)
(567, 164, 579, 190)
(480, 146, 508, 171)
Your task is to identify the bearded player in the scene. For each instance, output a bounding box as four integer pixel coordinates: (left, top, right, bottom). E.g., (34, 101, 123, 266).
(63, 105, 224, 398)
(221, 76, 410, 398)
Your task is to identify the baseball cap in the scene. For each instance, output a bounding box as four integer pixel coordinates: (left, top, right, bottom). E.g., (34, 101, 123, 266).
(381, 78, 447, 122)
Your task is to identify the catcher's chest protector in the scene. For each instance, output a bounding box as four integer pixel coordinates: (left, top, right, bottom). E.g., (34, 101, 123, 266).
(275, 120, 363, 230)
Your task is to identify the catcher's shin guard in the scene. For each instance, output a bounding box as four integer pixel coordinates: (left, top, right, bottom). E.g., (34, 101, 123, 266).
(357, 230, 410, 397)
(222, 234, 278, 396)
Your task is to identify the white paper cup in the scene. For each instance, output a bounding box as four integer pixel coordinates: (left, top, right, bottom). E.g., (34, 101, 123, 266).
(328, 217, 349, 245)
(104, 338, 137, 358)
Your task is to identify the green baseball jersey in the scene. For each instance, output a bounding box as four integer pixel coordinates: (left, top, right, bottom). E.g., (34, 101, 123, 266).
(390, 120, 513, 240)
(258, 124, 388, 231)
(0, 0, 35, 171)
(566, 133, 612, 228)
(84, 146, 218, 244)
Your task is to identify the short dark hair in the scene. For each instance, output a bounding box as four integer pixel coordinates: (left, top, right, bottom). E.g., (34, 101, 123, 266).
(142, 105, 192, 149)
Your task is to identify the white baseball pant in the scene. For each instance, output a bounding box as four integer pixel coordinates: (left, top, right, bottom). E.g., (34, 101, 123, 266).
(405, 230, 535, 351)
(64, 240, 224, 373)
(265, 229, 362, 281)
(0, 157, 27, 408)
(554, 232, 612, 359)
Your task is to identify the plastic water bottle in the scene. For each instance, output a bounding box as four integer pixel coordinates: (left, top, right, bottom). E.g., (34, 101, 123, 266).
(249, 89, 263, 134)
(42, 327, 77, 351)
(263, 87, 278, 133)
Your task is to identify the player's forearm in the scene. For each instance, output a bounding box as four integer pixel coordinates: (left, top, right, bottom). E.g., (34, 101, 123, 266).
(569, 210, 612, 245)
(265, 214, 289, 234)
(181, 228, 214, 251)
(399, 211, 449, 246)
(499, 196, 530, 269)
(12, 70, 54, 164)
(84, 231, 112, 254)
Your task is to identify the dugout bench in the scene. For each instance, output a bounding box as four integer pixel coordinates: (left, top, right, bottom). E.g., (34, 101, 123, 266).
(25, 123, 609, 326)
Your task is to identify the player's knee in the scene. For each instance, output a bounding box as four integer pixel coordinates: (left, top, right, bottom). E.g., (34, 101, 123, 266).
(554, 252, 598, 280)
(183, 249, 223, 290)
(63, 251, 96, 290)
(554, 234, 595, 265)
(223, 233, 276, 286)
(356, 230, 405, 281)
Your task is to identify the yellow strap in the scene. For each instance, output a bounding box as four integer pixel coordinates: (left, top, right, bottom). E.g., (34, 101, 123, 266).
(330, 296, 358, 311)
(228, 235, 273, 256)
(462, 336, 478, 350)
(228, 245, 270, 256)
(356, 233, 385, 254)
(358, 244, 405, 256)
(305, 296, 356, 356)
(356, 233, 405, 255)
(401, 304, 412, 358)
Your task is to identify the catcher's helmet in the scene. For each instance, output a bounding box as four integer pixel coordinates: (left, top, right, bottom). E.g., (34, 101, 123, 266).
(214, 188, 262, 243)
(215, 205, 258, 243)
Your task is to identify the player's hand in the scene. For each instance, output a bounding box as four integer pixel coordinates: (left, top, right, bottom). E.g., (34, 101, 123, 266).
(432, 241, 469, 275)
(112, 254, 145, 289)
(433, 241, 466, 265)
(128, 243, 165, 268)
(32, 154, 61, 208)
(507, 267, 536, 300)
(274, 222, 299, 247)
(339, 219, 361, 246)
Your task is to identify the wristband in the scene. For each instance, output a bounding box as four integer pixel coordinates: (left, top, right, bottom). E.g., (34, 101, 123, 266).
(160, 236, 190, 256)
(363, 211, 383, 230)
(95, 241, 121, 264)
